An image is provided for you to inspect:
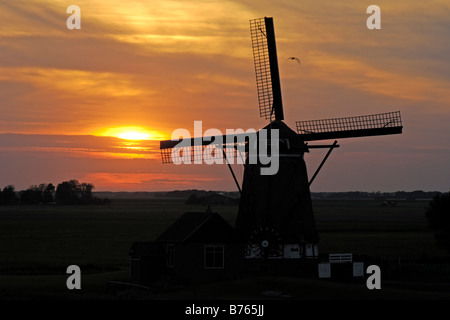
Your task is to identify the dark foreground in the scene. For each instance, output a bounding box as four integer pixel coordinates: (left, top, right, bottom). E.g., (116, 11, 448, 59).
(0, 198, 449, 300)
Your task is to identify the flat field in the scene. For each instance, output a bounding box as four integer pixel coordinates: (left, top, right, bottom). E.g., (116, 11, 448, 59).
(0, 198, 449, 300)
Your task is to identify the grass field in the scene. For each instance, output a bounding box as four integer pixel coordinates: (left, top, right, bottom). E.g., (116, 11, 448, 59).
(0, 198, 449, 300)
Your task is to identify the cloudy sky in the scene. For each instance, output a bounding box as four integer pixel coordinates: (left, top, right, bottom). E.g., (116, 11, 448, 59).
(0, 0, 449, 192)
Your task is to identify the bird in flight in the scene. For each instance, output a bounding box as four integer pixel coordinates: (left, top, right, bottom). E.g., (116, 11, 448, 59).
(286, 57, 301, 64)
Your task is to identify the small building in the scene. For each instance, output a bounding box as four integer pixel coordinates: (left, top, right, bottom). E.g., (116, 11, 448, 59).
(129, 211, 241, 285)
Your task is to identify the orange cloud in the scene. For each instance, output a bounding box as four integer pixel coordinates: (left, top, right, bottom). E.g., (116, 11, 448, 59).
(0, 134, 161, 160)
(0, 67, 147, 97)
(304, 51, 450, 104)
(82, 172, 220, 191)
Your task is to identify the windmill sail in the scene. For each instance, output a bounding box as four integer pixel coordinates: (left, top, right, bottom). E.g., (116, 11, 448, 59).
(160, 133, 253, 164)
(296, 111, 403, 141)
(250, 17, 284, 121)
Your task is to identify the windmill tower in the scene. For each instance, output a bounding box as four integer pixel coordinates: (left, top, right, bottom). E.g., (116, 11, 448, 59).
(159, 17, 403, 262)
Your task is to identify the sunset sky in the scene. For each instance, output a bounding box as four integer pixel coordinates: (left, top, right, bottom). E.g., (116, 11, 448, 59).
(0, 0, 449, 192)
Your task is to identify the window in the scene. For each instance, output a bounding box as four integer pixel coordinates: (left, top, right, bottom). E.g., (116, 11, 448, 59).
(204, 245, 224, 269)
(167, 244, 174, 267)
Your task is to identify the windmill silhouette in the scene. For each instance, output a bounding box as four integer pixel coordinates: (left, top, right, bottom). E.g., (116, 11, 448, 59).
(159, 17, 403, 260)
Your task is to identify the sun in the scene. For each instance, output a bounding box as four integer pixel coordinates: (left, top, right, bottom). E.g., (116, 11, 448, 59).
(117, 131, 151, 140)
(96, 126, 166, 141)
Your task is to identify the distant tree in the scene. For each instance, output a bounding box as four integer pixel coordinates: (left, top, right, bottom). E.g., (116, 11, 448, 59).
(20, 183, 55, 205)
(20, 185, 42, 204)
(425, 192, 450, 254)
(42, 183, 55, 204)
(1, 185, 18, 205)
(55, 180, 98, 205)
(79, 182, 94, 203)
(56, 180, 81, 204)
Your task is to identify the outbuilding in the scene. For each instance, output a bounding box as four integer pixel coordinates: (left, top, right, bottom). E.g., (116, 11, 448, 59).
(129, 211, 241, 285)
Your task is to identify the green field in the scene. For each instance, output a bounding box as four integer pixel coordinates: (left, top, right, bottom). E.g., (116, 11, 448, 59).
(0, 198, 449, 300)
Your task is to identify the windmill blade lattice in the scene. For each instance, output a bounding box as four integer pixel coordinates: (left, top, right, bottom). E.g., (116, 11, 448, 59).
(160, 135, 250, 164)
(250, 18, 284, 121)
(296, 111, 403, 141)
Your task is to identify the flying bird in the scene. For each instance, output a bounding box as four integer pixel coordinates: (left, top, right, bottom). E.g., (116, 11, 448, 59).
(286, 57, 301, 64)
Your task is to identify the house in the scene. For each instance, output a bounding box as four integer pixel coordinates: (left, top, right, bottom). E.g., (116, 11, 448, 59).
(129, 211, 241, 285)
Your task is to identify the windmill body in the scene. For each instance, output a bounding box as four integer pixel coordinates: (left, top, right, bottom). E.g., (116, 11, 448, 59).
(236, 120, 319, 259)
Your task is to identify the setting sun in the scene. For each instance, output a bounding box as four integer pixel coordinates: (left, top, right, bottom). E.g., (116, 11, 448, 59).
(117, 131, 150, 140)
(96, 126, 166, 141)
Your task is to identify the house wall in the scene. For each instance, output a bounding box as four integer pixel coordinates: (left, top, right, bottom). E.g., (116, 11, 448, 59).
(171, 243, 243, 283)
(130, 254, 166, 285)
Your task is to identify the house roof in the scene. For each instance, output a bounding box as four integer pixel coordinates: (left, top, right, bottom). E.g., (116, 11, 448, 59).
(156, 211, 231, 243)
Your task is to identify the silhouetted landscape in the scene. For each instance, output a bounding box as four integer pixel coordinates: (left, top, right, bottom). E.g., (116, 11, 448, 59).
(93, 189, 445, 201)
(1, 184, 444, 205)
(0, 188, 449, 300)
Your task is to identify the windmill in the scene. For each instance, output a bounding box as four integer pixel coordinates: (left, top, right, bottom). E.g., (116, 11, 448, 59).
(159, 17, 403, 261)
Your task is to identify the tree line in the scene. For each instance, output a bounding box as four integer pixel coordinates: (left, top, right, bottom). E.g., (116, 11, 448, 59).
(425, 191, 450, 254)
(0, 180, 110, 205)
